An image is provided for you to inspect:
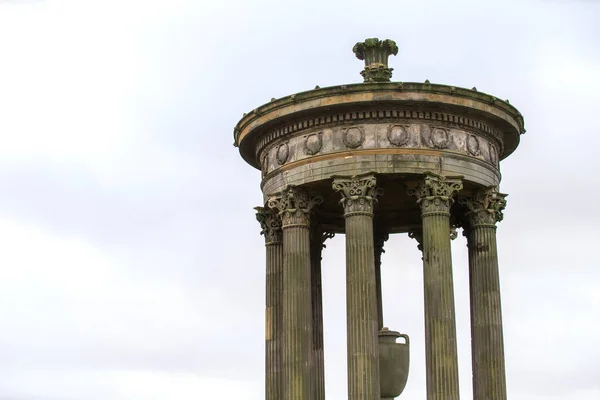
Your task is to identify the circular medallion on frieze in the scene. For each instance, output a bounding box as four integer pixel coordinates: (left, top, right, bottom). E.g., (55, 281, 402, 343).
(387, 125, 409, 147)
(431, 127, 449, 149)
(261, 153, 269, 174)
(276, 142, 289, 165)
(489, 143, 498, 166)
(343, 126, 365, 149)
(467, 134, 480, 156)
(304, 133, 323, 155)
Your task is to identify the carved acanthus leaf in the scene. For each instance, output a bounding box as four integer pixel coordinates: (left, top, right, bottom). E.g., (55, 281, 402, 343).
(267, 186, 323, 227)
(459, 186, 507, 227)
(407, 172, 463, 215)
(255, 206, 282, 244)
(332, 174, 383, 216)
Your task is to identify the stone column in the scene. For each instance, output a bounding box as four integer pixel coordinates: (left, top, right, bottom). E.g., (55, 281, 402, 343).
(460, 187, 508, 400)
(374, 230, 389, 330)
(408, 172, 463, 400)
(310, 223, 334, 400)
(255, 207, 283, 400)
(268, 186, 322, 400)
(333, 173, 382, 400)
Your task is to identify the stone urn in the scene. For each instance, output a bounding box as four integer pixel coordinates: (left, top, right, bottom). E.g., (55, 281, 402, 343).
(379, 327, 410, 399)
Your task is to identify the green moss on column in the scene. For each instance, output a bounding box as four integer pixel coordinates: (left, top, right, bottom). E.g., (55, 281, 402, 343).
(408, 172, 463, 400)
(333, 173, 382, 400)
(268, 187, 322, 400)
(255, 207, 283, 400)
(374, 230, 389, 330)
(460, 188, 508, 400)
(310, 224, 333, 400)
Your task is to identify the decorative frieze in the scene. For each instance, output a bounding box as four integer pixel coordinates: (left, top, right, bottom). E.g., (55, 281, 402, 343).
(489, 142, 499, 165)
(425, 127, 450, 149)
(387, 125, 410, 147)
(343, 126, 365, 149)
(304, 132, 323, 155)
(254, 108, 503, 159)
(276, 142, 289, 165)
(260, 122, 501, 178)
(467, 134, 481, 156)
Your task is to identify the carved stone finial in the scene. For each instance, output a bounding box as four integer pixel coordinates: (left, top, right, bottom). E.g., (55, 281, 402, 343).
(353, 38, 398, 83)
(267, 186, 323, 228)
(255, 206, 282, 244)
(407, 172, 463, 216)
(459, 187, 508, 228)
(332, 173, 383, 217)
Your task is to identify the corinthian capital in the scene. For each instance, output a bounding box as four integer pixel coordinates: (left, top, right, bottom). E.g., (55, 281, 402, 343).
(255, 206, 282, 244)
(332, 173, 383, 217)
(459, 186, 508, 227)
(407, 172, 463, 216)
(267, 186, 323, 228)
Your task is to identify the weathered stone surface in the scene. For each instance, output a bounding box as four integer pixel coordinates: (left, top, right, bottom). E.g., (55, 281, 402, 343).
(309, 223, 333, 400)
(238, 38, 524, 400)
(260, 121, 501, 175)
(255, 207, 283, 400)
(234, 83, 525, 169)
(353, 38, 398, 82)
(374, 230, 389, 330)
(258, 118, 502, 201)
(379, 328, 410, 399)
(408, 173, 463, 400)
(333, 174, 382, 400)
(460, 187, 508, 400)
(267, 187, 322, 400)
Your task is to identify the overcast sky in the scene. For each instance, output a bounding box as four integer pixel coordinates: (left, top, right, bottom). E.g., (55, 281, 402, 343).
(0, 0, 598, 399)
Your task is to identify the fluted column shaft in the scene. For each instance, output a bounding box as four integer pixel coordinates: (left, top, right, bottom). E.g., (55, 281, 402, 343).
(255, 207, 283, 400)
(333, 174, 382, 400)
(409, 173, 463, 400)
(268, 187, 322, 400)
(311, 225, 333, 400)
(461, 188, 508, 400)
(374, 230, 389, 330)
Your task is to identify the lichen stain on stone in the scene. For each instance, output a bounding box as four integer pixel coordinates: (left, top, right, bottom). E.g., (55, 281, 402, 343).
(476, 242, 489, 252)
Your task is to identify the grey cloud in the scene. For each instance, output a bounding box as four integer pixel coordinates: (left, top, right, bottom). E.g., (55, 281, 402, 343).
(0, 0, 598, 399)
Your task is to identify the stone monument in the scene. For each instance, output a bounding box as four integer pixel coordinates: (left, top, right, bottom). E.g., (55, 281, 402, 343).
(234, 38, 525, 400)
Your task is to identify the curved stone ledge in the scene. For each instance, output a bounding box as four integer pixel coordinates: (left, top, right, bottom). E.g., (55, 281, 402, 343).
(261, 151, 500, 201)
(234, 82, 525, 169)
